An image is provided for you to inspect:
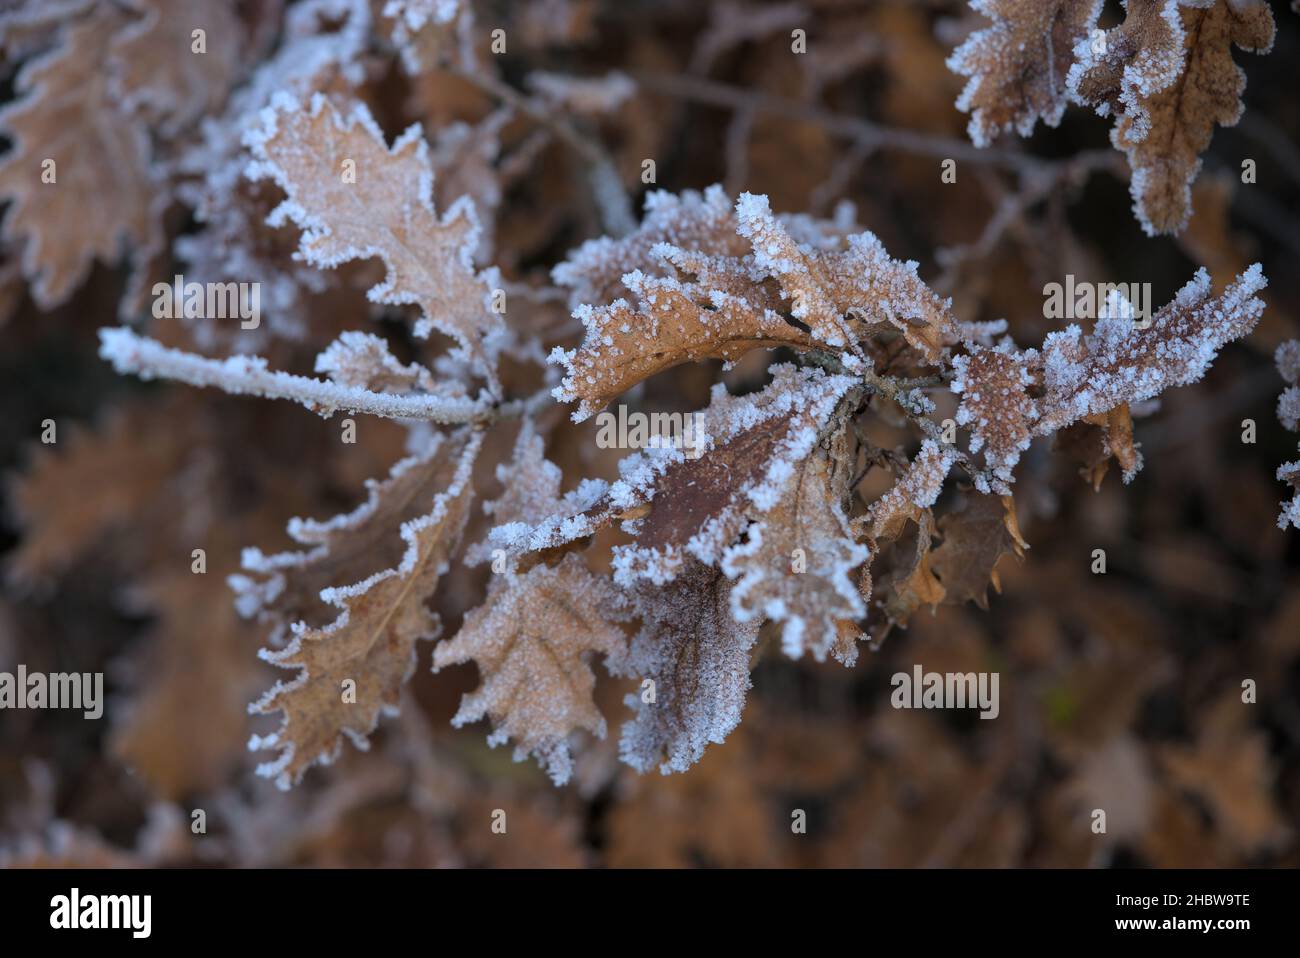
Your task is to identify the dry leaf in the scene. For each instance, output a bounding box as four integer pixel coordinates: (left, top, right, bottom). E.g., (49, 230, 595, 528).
(0, 6, 163, 307)
(1069, 0, 1275, 235)
(948, 0, 1104, 146)
(250, 431, 481, 788)
(432, 553, 629, 784)
(610, 562, 760, 774)
(929, 492, 1027, 608)
(246, 93, 506, 383)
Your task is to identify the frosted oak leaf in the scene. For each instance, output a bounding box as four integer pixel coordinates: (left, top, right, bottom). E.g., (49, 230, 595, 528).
(431, 554, 630, 785)
(552, 188, 954, 421)
(234, 429, 475, 644)
(248, 431, 480, 789)
(472, 416, 626, 563)
(610, 563, 760, 774)
(1068, 0, 1276, 235)
(862, 439, 957, 545)
(734, 192, 956, 363)
(720, 411, 871, 664)
(552, 185, 751, 308)
(948, 0, 1105, 147)
(607, 364, 869, 661)
(950, 265, 1267, 486)
(951, 343, 1038, 491)
(1035, 265, 1267, 431)
(245, 92, 505, 385)
(1067, 0, 1189, 133)
(551, 269, 819, 423)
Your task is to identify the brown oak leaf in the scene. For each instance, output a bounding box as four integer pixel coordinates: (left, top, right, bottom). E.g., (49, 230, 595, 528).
(249, 431, 481, 789)
(246, 93, 505, 383)
(1069, 0, 1275, 235)
(610, 562, 760, 774)
(948, 0, 1104, 146)
(234, 429, 477, 642)
(929, 492, 1027, 608)
(431, 553, 630, 784)
(0, 5, 164, 307)
(553, 269, 817, 423)
(6, 404, 186, 588)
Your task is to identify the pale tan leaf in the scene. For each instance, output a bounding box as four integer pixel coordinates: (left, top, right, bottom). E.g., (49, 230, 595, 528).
(432, 554, 630, 784)
(111, 0, 245, 135)
(246, 93, 505, 382)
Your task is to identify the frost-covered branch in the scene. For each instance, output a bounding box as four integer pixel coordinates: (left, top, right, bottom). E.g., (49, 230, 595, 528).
(98, 328, 490, 423)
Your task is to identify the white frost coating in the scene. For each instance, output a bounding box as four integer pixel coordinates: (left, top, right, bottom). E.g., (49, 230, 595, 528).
(552, 185, 739, 307)
(315, 330, 437, 391)
(1066, 0, 1187, 137)
(733, 192, 851, 344)
(243, 91, 503, 383)
(249, 432, 481, 790)
(608, 566, 760, 774)
(722, 514, 868, 664)
(1277, 340, 1300, 530)
(1038, 265, 1266, 431)
(382, 0, 464, 72)
(948, 0, 1104, 147)
(552, 183, 866, 309)
(1278, 462, 1300, 531)
(1278, 388, 1300, 434)
(526, 70, 636, 114)
(958, 318, 1010, 347)
(951, 342, 1039, 487)
(869, 440, 957, 525)
(947, 265, 1267, 487)
(98, 328, 486, 423)
(1276, 340, 1300, 385)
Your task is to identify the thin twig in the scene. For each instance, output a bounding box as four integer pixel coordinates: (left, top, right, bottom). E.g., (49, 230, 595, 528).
(859, 366, 997, 488)
(632, 70, 1057, 172)
(934, 150, 1123, 294)
(451, 67, 636, 237)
